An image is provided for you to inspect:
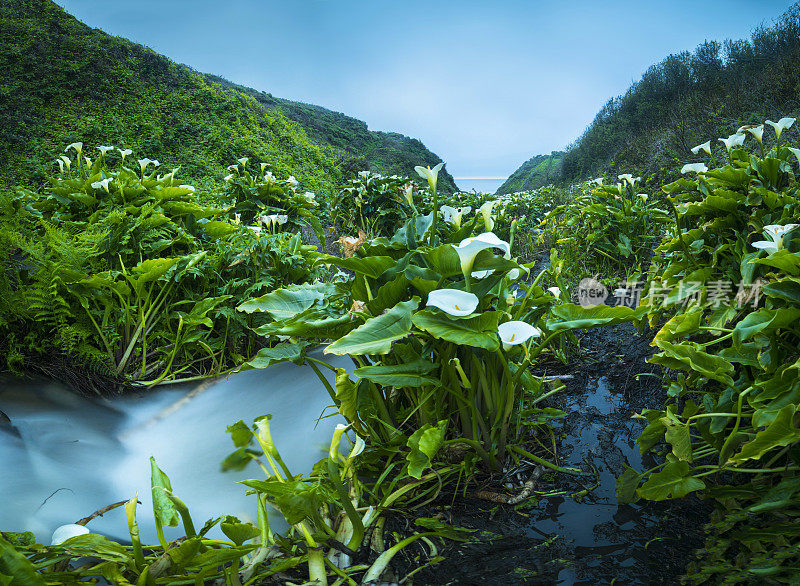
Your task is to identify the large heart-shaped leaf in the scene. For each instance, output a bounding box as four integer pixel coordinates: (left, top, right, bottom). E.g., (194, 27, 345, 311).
(412, 310, 501, 351)
(325, 298, 419, 355)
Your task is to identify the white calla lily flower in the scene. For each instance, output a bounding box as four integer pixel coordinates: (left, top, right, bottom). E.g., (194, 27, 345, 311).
(348, 435, 366, 459)
(414, 162, 444, 192)
(138, 158, 155, 174)
(264, 171, 275, 182)
(91, 178, 111, 193)
(117, 148, 132, 160)
(56, 159, 64, 173)
(471, 269, 492, 279)
(739, 124, 764, 144)
(453, 232, 511, 277)
(179, 184, 195, 192)
(617, 174, 640, 187)
(498, 321, 542, 347)
(427, 289, 479, 317)
(247, 225, 262, 235)
(224, 174, 234, 182)
(681, 163, 708, 174)
(788, 147, 800, 165)
(237, 157, 249, 168)
(65, 142, 83, 155)
(719, 133, 746, 152)
(302, 191, 316, 202)
(261, 162, 268, 172)
(547, 286, 561, 297)
(591, 177, 604, 186)
(84, 156, 92, 167)
(765, 117, 795, 141)
(478, 200, 499, 231)
(690, 141, 711, 155)
(276, 214, 288, 225)
(51, 524, 90, 545)
(227, 164, 239, 172)
(97, 145, 114, 155)
(752, 223, 799, 254)
(286, 175, 299, 188)
(59, 155, 71, 170)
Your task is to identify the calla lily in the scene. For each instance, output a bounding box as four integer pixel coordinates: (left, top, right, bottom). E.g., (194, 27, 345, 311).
(179, 184, 195, 192)
(138, 158, 157, 174)
(547, 286, 561, 297)
(224, 174, 234, 182)
(65, 142, 83, 156)
(414, 162, 444, 192)
(440, 205, 471, 228)
(247, 225, 262, 235)
(478, 200, 499, 231)
(471, 269, 492, 279)
(719, 133, 746, 152)
(277, 214, 288, 224)
(237, 157, 249, 168)
(617, 174, 640, 187)
(118, 148, 133, 160)
(56, 159, 64, 173)
(358, 170, 370, 179)
(752, 224, 799, 253)
(91, 178, 111, 193)
(591, 177, 604, 186)
(739, 124, 764, 144)
(227, 164, 239, 172)
(765, 117, 795, 141)
(427, 289, 479, 317)
(59, 155, 71, 170)
(681, 163, 708, 174)
(286, 175, 299, 188)
(302, 191, 316, 202)
(498, 321, 541, 347)
(264, 171, 275, 182)
(453, 232, 511, 277)
(401, 184, 415, 208)
(348, 434, 366, 459)
(51, 524, 90, 545)
(84, 156, 92, 167)
(638, 193, 648, 202)
(97, 145, 114, 155)
(788, 147, 800, 165)
(690, 141, 711, 155)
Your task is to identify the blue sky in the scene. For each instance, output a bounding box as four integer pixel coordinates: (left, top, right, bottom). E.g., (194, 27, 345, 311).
(56, 0, 791, 179)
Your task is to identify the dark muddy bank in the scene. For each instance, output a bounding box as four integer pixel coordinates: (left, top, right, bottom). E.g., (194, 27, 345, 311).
(393, 323, 710, 585)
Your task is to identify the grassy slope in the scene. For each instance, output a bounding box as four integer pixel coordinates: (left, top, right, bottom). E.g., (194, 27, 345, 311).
(205, 75, 459, 193)
(0, 0, 455, 195)
(496, 151, 564, 194)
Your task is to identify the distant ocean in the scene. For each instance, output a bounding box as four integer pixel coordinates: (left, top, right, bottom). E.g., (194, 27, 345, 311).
(453, 177, 506, 194)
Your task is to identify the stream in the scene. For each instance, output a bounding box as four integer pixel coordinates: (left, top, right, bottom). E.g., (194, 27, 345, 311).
(0, 354, 349, 545)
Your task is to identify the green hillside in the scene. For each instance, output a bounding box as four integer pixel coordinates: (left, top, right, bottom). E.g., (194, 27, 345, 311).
(496, 151, 563, 194)
(205, 75, 458, 193)
(0, 0, 455, 195)
(506, 4, 800, 187)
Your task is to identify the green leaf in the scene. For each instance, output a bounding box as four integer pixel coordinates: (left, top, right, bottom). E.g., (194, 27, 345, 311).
(753, 249, 800, 275)
(637, 461, 705, 501)
(650, 340, 735, 387)
(317, 255, 396, 279)
(762, 277, 800, 304)
(240, 479, 321, 525)
(243, 342, 310, 369)
(547, 303, 647, 331)
(0, 534, 45, 586)
(730, 405, 800, 464)
(355, 359, 439, 387)
(325, 298, 418, 355)
(203, 220, 238, 239)
(150, 457, 180, 528)
(237, 283, 335, 319)
(412, 310, 501, 351)
(226, 420, 253, 448)
(220, 516, 260, 546)
(733, 308, 800, 345)
(664, 419, 692, 462)
(406, 421, 447, 479)
(615, 464, 642, 504)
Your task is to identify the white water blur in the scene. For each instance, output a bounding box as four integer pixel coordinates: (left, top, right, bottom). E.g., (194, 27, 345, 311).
(0, 354, 349, 545)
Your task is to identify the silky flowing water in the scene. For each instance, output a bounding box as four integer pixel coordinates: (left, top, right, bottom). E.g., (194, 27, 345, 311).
(0, 354, 349, 545)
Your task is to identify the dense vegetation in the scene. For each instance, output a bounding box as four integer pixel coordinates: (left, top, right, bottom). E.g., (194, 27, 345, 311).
(0, 0, 455, 195)
(496, 151, 563, 194)
(504, 3, 800, 190)
(205, 75, 459, 193)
